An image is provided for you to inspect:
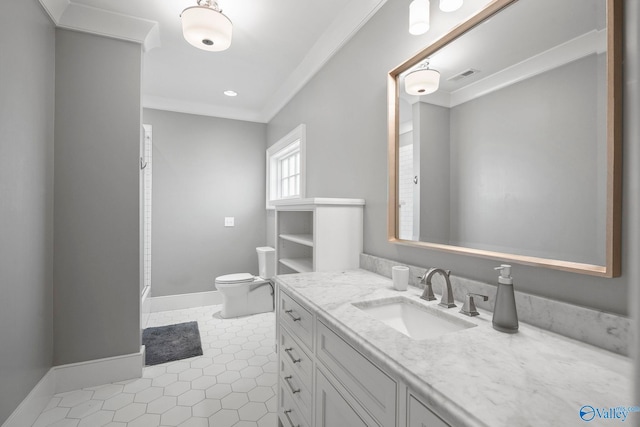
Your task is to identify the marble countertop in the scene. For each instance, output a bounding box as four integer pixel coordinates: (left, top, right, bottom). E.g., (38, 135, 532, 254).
(274, 269, 635, 427)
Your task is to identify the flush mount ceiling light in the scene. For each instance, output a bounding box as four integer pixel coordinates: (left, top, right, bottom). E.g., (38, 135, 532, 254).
(405, 61, 440, 95)
(439, 0, 463, 12)
(409, 0, 430, 35)
(223, 90, 238, 97)
(181, 0, 232, 52)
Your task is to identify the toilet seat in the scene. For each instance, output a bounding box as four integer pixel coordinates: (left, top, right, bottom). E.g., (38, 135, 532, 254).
(216, 273, 255, 284)
(215, 273, 269, 293)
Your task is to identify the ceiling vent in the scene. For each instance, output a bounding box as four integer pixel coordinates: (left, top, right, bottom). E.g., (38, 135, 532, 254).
(448, 68, 480, 82)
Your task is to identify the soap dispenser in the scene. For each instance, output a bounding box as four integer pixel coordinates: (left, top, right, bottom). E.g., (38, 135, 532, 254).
(492, 264, 519, 333)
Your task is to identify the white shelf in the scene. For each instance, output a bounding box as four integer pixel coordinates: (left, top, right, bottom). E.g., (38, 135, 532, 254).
(279, 234, 314, 247)
(275, 199, 363, 274)
(279, 258, 313, 273)
(272, 198, 366, 208)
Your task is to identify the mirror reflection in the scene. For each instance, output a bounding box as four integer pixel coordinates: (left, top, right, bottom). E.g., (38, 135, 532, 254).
(390, 0, 620, 275)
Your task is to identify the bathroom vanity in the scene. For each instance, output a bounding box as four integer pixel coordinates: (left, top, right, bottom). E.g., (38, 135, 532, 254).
(275, 269, 633, 427)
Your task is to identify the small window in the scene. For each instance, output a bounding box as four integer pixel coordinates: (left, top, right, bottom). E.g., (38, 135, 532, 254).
(266, 124, 306, 208)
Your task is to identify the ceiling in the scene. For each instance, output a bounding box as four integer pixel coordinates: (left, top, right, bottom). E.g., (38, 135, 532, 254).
(38, 0, 605, 122)
(39, 0, 387, 123)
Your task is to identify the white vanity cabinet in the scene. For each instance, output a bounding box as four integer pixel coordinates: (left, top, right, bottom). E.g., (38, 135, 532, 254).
(278, 290, 315, 427)
(407, 395, 450, 427)
(273, 198, 364, 274)
(276, 285, 452, 427)
(316, 321, 396, 426)
(315, 368, 377, 427)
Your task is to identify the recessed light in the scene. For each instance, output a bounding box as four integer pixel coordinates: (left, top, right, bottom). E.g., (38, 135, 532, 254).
(224, 90, 238, 97)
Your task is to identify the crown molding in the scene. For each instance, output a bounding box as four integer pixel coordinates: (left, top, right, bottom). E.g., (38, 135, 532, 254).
(143, 95, 266, 123)
(259, 0, 388, 122)
(448, 28, 606, 107)
(38, 0, 68, 23)
(38, 0, 160, 51)
(408, 28, 606, 109)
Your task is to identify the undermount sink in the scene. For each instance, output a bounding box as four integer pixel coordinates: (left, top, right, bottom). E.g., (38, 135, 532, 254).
(353, 296, 476, 340)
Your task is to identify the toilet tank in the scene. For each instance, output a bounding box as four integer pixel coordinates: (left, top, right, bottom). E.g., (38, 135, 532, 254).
(256, 246, 275, 279)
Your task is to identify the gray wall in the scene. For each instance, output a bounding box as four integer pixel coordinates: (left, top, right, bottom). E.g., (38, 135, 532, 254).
(625, 0, 640, 407)
(267, 0, 637, 316)
(414, 102, 450, 244)
(54, 29, 142, 364)
(449, 55, 604, 264)
(0, 0, 55, 422)
(143, 109, 267, 297)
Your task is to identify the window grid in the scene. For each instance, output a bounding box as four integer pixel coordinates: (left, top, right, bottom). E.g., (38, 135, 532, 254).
(266, 124, 306, 208)
(278, 150, 300, 199)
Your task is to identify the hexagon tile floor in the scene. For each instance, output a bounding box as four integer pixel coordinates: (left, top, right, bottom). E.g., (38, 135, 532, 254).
(32, 305, 278, 427)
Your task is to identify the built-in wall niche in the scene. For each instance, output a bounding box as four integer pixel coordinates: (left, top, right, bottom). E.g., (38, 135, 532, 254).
(388, 0, 622, 277)
(278, 210, 314, 273)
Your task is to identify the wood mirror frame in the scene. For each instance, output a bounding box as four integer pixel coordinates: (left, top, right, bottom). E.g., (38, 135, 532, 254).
(387, 0, 622, 277)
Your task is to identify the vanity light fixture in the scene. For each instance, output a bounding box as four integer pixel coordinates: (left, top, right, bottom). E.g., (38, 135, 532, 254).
(439, 0, 463, 12)
(409, 0, 430, 35)
(224, 90, 238, 97)
(181, 0, 232, 52)
(405, 61, 440, 95)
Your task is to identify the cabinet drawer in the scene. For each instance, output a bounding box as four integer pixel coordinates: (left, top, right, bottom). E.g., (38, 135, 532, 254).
(316, 320, 396, 427)
(279, 290, 313, 348)
(316, 368, 375, 427)
(408, 395, 450, 427)
(280, 355, 312, 425)
(280, 385, 310, 427)
(279, 326, 313, 386)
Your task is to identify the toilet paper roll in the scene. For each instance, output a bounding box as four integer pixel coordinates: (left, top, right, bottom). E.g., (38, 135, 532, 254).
(392, 266, 409, 291)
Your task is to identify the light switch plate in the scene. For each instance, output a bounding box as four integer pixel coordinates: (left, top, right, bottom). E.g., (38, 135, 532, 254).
(224, 217, 235, 227)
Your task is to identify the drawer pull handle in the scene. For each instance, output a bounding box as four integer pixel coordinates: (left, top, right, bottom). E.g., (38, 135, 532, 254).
(285, 309, 301, 322)
(284, 347, 301, 364)
(284, 409, 299, 427)
(284, 375, 300, 394)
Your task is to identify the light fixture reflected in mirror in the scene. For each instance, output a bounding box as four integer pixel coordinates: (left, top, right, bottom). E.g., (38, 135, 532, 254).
(404, 61, 440, 95)
(181, 0, 232, 51)
(439, 0, 463, 12)
(409, 0, 430, 35)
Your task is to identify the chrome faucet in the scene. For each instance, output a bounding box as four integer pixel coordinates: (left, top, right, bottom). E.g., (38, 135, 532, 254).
(417, 271, 436, 301)
(420, 268, 456, 308)
(460, 293, 488, 316)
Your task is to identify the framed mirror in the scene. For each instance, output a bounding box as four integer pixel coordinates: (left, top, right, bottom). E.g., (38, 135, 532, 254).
(388, 0, 621, 277)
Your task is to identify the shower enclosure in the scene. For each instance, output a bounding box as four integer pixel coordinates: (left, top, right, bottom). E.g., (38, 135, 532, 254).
(141, 124, 153, 326)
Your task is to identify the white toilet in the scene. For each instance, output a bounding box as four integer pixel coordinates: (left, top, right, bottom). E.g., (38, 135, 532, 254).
(215, 247, 276, 318)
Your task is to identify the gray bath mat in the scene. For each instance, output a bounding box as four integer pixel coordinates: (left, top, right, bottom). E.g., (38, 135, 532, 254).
(142, 321, 203, 366)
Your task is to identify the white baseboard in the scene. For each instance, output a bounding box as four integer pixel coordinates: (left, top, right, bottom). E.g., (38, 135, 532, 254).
(54, 347, 145, 393)
(149, 290, 222, 313)
(6, 291, 223, 425)
(2, 347, 144, 427)
(1, 369, 56, 427)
